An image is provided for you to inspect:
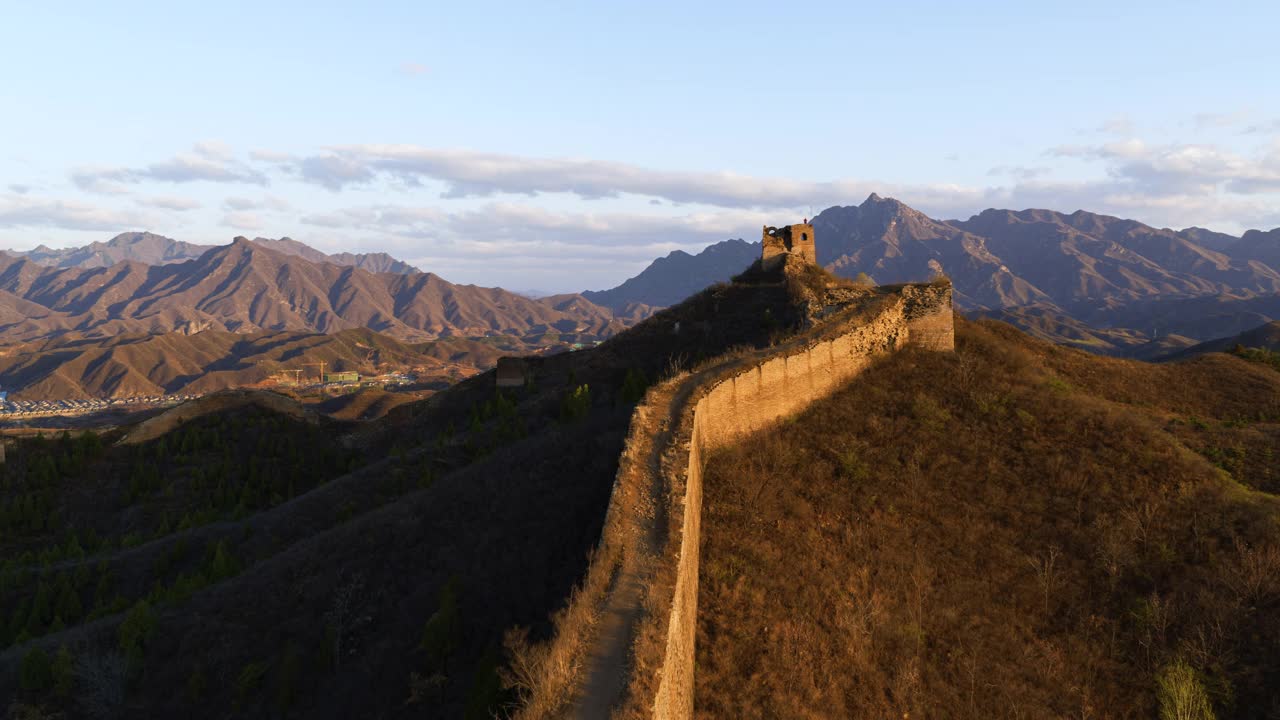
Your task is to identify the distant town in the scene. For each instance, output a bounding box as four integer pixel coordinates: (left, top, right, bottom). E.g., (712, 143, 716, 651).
(0, 370, 425, 420)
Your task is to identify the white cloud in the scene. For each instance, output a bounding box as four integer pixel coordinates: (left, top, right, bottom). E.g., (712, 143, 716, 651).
(137, 195, 202, 211)
(1050, 138, 1280, 197)
(1096, 115, 1135, 136)
(280, 136, 1280, 238)
(988, 165, 1052, 181)
(1242, 119, 1280, 136)
(285, 144, 978, 210)
(193, 140, 236, 162)
(297, 154, 377, 190)
(302, 201, 775, 249)
(249, 149, 296, 163)
(221, 211, 264, 231)
(0, 195, 156, 231)
(73, 143, 267, 192)
(1189, 111, 1255, 131)
(223, 195, 291, 212)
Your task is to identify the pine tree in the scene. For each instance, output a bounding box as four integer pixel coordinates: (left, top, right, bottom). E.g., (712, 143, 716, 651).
(51, 644, 74, 698)
(54, 574, 83, 622)
(65, 532, 84, 560)
(421, 576, 461, 671)
(19, 646, 53, 692)
(29, 580, 52, 630)
(207, 541, 239, 582)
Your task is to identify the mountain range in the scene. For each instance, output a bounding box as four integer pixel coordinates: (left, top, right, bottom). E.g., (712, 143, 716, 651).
(4, 232, 420, 274)
(1166, 320, 1280, 360)
(19, 199, 1278, 356)
(587, 194, 1280, 354)
(0, 237, 623, 344)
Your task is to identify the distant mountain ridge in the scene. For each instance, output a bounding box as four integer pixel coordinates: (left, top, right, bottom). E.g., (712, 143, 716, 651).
(8, 200, 1280, 357)
(244, 236, 420, 274)
(582, 238, 758, 312)
(588, 194, 1280, 352)
(6, 232, 215, 268)
(5, 232, 421, 274)
(0, 238, 623, 343)
(1164, 320, 1280, 361)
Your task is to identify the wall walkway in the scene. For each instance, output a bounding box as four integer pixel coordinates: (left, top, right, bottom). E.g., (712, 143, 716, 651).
(570, 282, 954, 719)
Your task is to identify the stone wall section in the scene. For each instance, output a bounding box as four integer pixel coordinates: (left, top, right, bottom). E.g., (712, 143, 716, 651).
(572, 282, 952, 720)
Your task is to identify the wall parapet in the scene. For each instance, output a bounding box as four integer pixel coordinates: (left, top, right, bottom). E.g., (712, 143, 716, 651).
(566, 281, 953, 719)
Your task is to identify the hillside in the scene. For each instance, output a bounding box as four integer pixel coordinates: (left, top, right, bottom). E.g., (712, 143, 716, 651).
(695, 317, 1280, 718)
(243, 236, 420, 274)
(0, 238, 626, 344)
(0, 257, 841, 718)
(1232, 228, 1280, 268)
(0, 327, 488, 400)
(587, 195, 1280, 351)
(582, 239, 758, 312)
(1165, 320, 1280, 361)
(979, 305, 1198, 358)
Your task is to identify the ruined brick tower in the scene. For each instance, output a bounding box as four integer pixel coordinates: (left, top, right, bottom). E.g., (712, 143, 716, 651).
(761, 220, 816, 271)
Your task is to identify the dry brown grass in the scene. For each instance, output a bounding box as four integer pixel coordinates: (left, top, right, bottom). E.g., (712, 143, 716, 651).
(502, 380, 677, 719)
(501, 271, 900, 719)
(501, 553, 612, 718)
(695, 317, 1280, 719)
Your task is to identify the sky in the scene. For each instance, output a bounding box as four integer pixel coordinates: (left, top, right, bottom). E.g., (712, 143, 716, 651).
(2, 0, 1279, 292)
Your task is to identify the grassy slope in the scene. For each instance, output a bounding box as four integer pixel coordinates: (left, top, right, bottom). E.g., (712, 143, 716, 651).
(696, 317, 1280, 719)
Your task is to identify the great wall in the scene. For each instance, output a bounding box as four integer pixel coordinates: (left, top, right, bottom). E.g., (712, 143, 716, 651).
(548, 223, 956, 719)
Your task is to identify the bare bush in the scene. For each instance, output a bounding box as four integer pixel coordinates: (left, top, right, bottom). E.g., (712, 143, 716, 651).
(1026, 545, 1061, 617)
(1156, 659, 1215, 720)
(323, 573, 365, 668)
(1225, 537, 1280, 606)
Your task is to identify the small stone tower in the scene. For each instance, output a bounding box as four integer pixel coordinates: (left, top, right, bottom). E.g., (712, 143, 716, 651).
(761, 220, 816, 271)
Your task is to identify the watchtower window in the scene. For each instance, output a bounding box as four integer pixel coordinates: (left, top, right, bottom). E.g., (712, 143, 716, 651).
(801, 233, 808, 242)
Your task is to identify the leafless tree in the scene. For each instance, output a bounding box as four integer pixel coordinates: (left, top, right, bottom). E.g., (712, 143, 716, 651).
(1027, 545, 1061, 617)
(324, 573, 366, 668)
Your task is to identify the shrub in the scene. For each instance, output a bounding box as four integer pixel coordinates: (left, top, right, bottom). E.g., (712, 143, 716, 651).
(619, 368, 649, 405)
(19, 646, 53, 692)
(186, 663, 207, 702)
(205, 541, 240, 582)
(464, 649, 506, 720)
(559, 385, 591, 423)
(421, 577, 461, 670)
(276, 643, 302, 712)
(51, 645, 74, 698)
(235, 660, 269, 707)
(117, 600, 156, 655)
(1157, 660, 1215, 720)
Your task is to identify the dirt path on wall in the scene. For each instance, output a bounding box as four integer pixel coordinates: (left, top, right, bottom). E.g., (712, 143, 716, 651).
(568, 379, 686, 719)
(567, 345, 804, 718)
(566, 295, 917, 718)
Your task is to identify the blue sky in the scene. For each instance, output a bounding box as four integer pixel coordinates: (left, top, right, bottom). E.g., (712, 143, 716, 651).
(2, 0, 1279, 291)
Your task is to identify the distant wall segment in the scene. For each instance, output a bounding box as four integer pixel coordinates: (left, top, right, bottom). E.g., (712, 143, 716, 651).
(568, 282, 953, 719)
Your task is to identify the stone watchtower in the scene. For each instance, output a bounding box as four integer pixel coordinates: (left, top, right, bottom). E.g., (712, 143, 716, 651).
(760, 220, 816, 271)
